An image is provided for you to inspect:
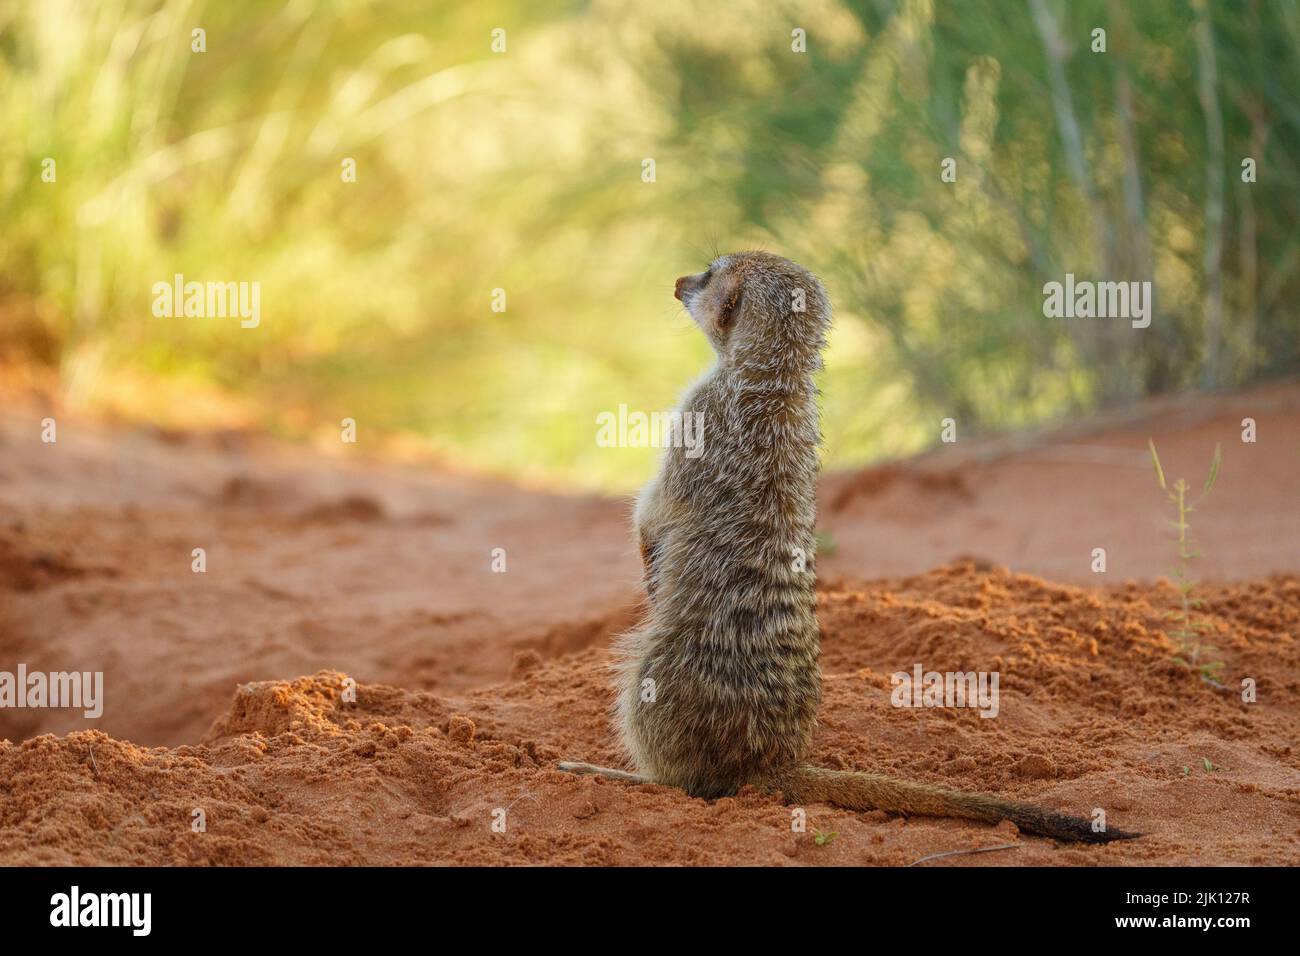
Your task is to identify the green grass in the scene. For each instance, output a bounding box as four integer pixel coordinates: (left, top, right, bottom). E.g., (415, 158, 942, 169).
(4, 1, 1297, 490)
(1148, 439, 1225, 683)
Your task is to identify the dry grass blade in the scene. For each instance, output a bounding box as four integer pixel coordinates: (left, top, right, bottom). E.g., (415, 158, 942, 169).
(1148, 438, 1167, 490)
(1202, 442, 1222, 497)
(906, 843, 1021, 867)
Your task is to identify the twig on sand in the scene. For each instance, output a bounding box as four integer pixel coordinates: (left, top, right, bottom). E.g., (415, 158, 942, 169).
(87, 744, 99, 778)
(906, 843, 1021, 867)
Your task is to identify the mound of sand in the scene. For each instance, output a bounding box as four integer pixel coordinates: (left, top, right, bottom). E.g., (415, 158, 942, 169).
(3, 565, 1297, 866)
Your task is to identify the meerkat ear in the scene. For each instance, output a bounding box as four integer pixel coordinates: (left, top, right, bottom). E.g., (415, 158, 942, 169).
(717, 275, 745, 329)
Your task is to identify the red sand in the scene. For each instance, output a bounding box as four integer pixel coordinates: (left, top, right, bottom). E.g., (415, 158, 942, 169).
(1, 382, 1299, 865)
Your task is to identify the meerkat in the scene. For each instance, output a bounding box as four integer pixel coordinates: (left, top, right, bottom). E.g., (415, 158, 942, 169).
(560, 251, 1137, 843)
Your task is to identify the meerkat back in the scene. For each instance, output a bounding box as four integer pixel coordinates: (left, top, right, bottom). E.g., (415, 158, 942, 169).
(613, 252, 830, 797)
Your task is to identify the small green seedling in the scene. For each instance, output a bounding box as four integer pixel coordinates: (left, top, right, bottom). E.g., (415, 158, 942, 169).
(813, 829, 837, 846)
(1148, 439, 1225, 683)
(1202, 757, 1219, 772)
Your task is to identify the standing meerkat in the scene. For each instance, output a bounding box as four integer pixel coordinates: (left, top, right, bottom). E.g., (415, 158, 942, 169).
(561, 251, 1137, 843)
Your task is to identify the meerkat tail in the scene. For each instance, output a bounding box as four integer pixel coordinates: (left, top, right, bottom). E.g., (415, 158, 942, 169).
(780, 765, 1140, 844)
(557, 761, 647, 784)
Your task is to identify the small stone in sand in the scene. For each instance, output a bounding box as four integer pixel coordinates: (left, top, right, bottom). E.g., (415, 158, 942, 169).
(511, 650, 543, 679)
(447, 715, 476, 744)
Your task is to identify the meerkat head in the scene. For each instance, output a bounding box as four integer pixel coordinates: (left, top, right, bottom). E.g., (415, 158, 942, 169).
(673, 251, 830, 372)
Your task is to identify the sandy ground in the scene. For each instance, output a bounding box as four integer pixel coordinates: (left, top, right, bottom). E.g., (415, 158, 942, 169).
(1, 380, 1298, 865)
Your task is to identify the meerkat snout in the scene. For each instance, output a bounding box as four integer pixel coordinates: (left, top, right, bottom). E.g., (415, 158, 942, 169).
(674, 270, 709, 305)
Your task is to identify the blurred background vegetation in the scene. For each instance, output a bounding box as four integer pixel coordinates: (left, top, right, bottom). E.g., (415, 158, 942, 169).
(2, 0, 1297, 490)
